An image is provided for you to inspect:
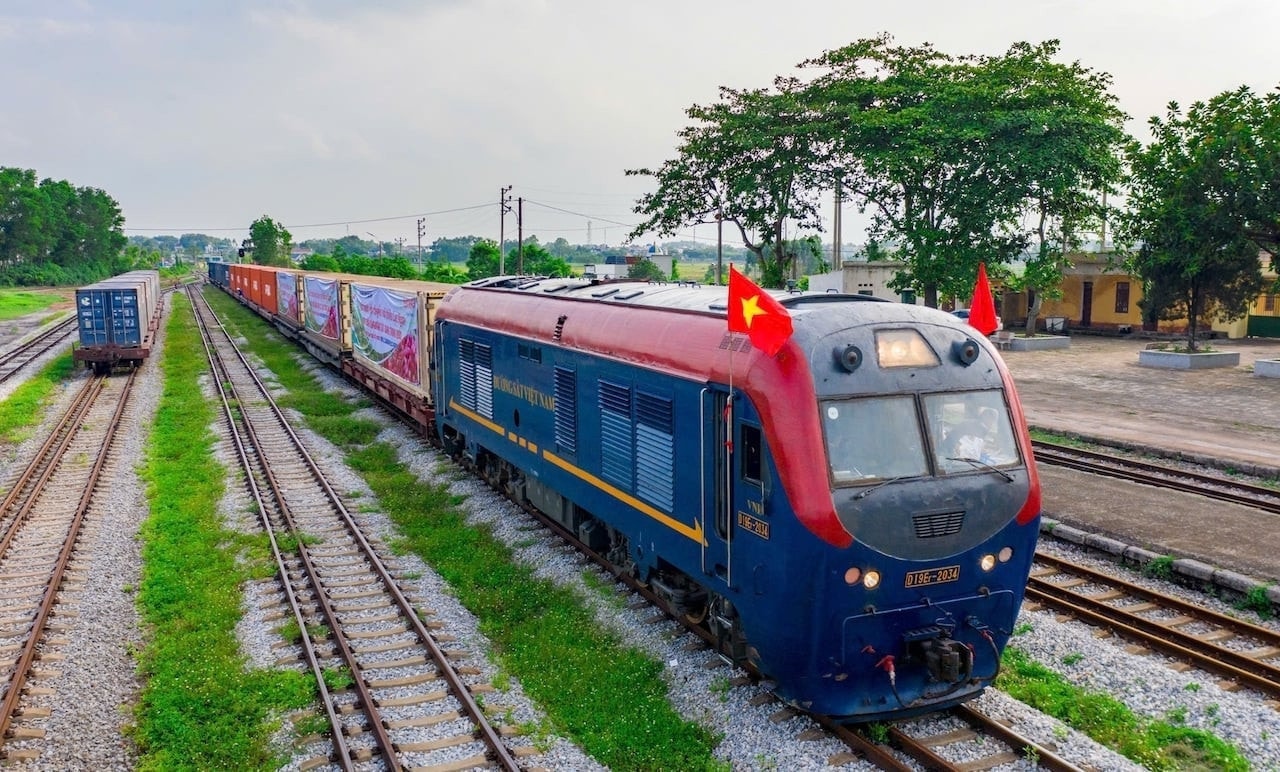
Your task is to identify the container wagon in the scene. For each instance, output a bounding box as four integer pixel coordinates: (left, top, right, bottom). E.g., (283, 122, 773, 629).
(73, 269, 162, 374)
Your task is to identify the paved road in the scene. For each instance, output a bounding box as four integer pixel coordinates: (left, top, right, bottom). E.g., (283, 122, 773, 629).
(1003, 335, 1280, 583)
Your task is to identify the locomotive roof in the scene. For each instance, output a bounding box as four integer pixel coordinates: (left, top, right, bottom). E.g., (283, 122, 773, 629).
(458, 276, 890, 319)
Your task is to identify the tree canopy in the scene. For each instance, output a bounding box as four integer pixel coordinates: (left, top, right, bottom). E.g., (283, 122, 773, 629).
(628, 36, 1127, 299)
(0, 167, 131, 285)
(248, 215, 292, 267)
(1120, 88, 1276, 350)
(627, 79, 826, 288)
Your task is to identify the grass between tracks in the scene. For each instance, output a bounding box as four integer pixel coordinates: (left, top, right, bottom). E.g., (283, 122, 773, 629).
(132, 292, 313, 770)
(0, 288, 62, 320)
(203, 288, 722, 770)
(0, 353, 75, 443)
(998, 645, 1248, 771)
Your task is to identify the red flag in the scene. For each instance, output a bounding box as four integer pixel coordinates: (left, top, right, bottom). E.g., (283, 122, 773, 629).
(728, 265, 793, 356)
(967, 262, 998, 336)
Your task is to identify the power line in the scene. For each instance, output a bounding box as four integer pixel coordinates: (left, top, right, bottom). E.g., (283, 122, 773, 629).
(124, 202, 493, 233)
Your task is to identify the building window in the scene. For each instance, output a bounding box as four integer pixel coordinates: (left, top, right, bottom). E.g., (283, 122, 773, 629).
(1115, 282, 1130, 314)
(1266, 295, 1276, 312)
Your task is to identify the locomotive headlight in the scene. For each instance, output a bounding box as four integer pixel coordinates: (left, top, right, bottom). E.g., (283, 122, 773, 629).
(980, 554, 997, 572)
(863, 570, 881, 590)
(843, 567, 862, 585)
(874, 330, 940, 368)
(998, 546, 1014, 563)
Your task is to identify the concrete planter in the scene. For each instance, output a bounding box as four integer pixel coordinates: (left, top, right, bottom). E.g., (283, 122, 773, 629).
(1007, 335, 1071, 352)
(1138, 349, 1240, 370)
(1255, 359, 1280, 378)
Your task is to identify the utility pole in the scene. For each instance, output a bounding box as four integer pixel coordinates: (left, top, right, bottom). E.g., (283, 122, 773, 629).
(417, 217, 426, 267)
(499, 185, 513, 274)
(517, 197, 524, 275)
(833, 175, 843, 268)
(716, 208, 723, 285)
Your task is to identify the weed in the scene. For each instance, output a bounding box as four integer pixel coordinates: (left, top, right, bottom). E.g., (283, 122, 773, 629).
(1184, 682, 1201, 692)
(1013, 621, 1034, 636)
(1165, 705, 1188, 725)
(1235, 584, 1274, 620)
(1023, 745, 1040, 765)
(1143, 555, 1175, 581)
(1061, 652, 1084, 666)
(709, 676, 733, 703)
(865, 722, 890, 744)
(322, 667, 354, 692)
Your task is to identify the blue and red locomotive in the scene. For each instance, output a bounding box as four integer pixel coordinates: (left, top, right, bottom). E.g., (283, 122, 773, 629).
(432, 278, 1041, 721)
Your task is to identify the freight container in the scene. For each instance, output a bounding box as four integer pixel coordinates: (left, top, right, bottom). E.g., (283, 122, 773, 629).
(208, 261, 230, 289)
(342, 278, 454, 423)
(73, 269, 161, 373)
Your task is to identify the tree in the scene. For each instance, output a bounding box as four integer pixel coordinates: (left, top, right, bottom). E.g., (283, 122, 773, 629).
(1120, 89, 1273, 351)
(0, 167, 128, 285)
(628, 259, 666, 281)
(301, 253, 340, 272)
(429, 236, 479, 264)
(522, 241, 572, 277)
(466, 239, 501, 279)
(248, 215, 292, 267)
(803, 36, 1126, 310)
(627, 79, 827, 288)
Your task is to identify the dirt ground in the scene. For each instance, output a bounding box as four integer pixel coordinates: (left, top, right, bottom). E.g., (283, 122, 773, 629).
(1002, 335, 1280, 582)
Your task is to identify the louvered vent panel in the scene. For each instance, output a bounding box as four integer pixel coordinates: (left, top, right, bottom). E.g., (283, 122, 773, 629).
(459, 339, 476, 410)
(635, 424, 674, 510)
(554, 367, 577, 453)
(913, 510, 965, 539)
(599, 381, 633, 490)
(475, 343, 494, 419)
(634, 392, 674, 509)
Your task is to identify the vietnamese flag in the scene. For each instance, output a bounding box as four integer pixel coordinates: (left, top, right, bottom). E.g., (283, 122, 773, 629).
(728, 265, 793, 356)
(967, 262, 998, 336)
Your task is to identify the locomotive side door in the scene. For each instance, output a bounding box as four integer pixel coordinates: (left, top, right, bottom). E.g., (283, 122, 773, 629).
(702, 386, 737, 589)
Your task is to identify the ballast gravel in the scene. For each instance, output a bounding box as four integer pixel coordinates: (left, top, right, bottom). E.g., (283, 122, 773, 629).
(5, 306, 1280, 770)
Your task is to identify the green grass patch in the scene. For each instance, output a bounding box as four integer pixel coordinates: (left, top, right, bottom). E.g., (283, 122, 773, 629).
(1143, 554, 1176, 581)
(204, 287, 723, 770)
(997, 647, 1248, 771)
(0, 288, 63, 320)
(132, 292, 314, 771)
(0, 353, 76, 443)
(1028, 429, 1091, 448)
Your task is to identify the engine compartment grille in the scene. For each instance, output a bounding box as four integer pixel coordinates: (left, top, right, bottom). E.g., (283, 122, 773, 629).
(913, 510, 965, 538)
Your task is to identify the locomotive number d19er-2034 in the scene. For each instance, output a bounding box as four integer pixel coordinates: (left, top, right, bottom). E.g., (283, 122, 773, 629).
(213, 260, 1041, 723)
(430, 267, 1042, 722)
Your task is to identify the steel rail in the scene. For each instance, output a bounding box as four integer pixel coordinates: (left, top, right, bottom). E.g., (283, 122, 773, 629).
(0, 370, 135, 751)
(188, 288, 358, 770)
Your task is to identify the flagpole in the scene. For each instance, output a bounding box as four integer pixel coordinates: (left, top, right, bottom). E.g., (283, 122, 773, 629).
(725, 265, 735, 588)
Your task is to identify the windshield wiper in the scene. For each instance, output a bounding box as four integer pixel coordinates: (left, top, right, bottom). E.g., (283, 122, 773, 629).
(947, 457, 1014, 482)
(853, 476, 914, 500)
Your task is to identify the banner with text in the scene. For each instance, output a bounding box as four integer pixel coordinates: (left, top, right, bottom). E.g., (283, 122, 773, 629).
(352, 283, 420, 386)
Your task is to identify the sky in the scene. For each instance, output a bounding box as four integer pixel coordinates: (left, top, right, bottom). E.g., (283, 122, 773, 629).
(4, 0, 1280, 251)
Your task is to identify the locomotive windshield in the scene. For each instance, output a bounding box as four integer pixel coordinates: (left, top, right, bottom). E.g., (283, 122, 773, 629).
(924, 390, 1021, 473)
(823, 396, 930, 483)
(823, 389, 1021, 484)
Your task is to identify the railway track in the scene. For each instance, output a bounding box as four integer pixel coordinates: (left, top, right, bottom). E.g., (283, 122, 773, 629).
(1033, 440, 1280, 513)
(189, 287, 522, 771)
(0, 316, 76, 385)
(1027, 551, 1280, 704)
(463, 458, 1080, 771)
(0, 370, 136, 762)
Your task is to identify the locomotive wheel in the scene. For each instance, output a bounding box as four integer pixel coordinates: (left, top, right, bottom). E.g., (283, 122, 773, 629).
(683, 599, 709, 626)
